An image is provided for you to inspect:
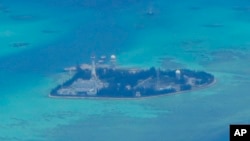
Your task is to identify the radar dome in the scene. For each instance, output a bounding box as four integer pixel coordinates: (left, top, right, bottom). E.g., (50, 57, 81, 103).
(175, 69, 181, 74)
(111, 54, 116, 59)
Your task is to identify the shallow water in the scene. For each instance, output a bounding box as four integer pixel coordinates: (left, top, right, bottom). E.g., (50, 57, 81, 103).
(0, 0, 250, 141)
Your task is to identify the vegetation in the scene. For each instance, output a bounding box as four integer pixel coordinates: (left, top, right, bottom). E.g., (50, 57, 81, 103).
(50, 67, 214, 98)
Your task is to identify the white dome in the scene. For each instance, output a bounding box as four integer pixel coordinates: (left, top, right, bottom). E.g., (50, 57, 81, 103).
(175, 69, 181, 74)
(110, 54, 116, 59)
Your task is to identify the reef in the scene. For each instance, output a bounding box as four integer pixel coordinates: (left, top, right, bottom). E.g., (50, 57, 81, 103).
(10, 42, 30, 48)
(50, 55, 215, 99)
(10, 15, 38, 21)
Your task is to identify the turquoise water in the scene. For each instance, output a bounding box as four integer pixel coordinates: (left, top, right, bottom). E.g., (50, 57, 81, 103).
(0, 0, 250, 140)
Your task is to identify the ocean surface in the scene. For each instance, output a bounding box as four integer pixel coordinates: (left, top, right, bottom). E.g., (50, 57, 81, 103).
(0, 0, 250, 140)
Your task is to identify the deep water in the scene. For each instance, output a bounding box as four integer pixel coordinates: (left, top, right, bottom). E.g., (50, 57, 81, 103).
(0, 0, 250, 141)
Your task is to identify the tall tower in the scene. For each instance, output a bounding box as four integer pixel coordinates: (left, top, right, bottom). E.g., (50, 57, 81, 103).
(91, 55, 97, 80)
(110, 54, 116, 69)
(175, 69, 181, 80)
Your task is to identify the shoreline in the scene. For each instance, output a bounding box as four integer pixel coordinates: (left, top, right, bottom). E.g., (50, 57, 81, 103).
(48, 79, 217, 100)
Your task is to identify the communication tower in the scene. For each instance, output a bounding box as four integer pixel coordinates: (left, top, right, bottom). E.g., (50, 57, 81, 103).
(175, 69, 181, 80)
(91, 55, 97, 80)
(110, 54, 116, 68)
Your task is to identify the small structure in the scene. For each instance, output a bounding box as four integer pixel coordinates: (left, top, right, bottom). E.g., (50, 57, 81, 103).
(91, 55, 97, 80)
(110, 54, 116, 68)
(175, 69, 181, 80)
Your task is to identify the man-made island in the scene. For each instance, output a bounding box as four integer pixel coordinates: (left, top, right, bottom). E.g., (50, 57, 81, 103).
(50, 55, 215, 98)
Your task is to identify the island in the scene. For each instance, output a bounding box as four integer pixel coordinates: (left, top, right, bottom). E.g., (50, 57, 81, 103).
(50, 55, 215, 98)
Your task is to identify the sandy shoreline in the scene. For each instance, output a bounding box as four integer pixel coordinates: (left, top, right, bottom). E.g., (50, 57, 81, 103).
(48, 79, 217, 100)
